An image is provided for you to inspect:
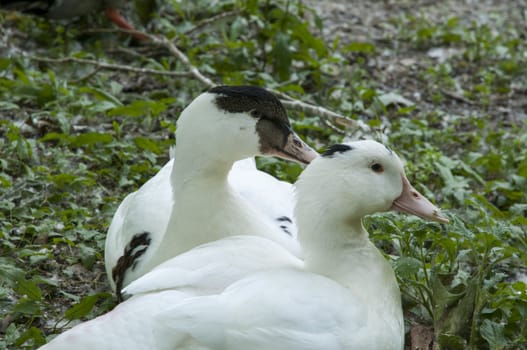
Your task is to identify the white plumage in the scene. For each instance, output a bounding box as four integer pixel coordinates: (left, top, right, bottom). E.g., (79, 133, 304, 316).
(41, 140, 448, 350)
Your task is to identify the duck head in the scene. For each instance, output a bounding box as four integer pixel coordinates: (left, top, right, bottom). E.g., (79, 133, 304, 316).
(296, 140, 448, 225)
(175, 86, 317, 165)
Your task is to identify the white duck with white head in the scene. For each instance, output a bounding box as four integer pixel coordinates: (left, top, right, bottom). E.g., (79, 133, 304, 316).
(41, 140, 448, 350)
(104, 86, 317, 298)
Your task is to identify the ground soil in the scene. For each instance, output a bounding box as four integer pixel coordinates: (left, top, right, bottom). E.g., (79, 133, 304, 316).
(306, 0, 527, 124)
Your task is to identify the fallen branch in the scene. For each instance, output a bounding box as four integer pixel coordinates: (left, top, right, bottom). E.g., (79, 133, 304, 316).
(440, 89, 475, 105)
(183, 10, 240, 37)
(274, 91, 370, 132)
(29, 56, 192, 78)
(148, 35, 216, 88)
(81, 27, 151, 41)
(319, 117, 346, 135)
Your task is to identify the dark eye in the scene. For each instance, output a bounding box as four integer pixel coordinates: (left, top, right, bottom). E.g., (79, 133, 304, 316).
(371, 163, 384, 173)
(250, 110, 263, 118)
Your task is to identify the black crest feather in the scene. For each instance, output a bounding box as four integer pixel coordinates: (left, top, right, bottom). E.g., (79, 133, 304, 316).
(322, 144, 353, 157)
(208, 86, 287, 122)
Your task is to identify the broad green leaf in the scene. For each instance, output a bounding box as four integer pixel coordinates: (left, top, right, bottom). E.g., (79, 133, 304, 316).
(518, 158, 527, 178)
(14, 279, 42, 301)
(14, 326, 46, 347)
(2, 323, 20, 346)
(271, 32, 292, 81)
(108, 99, 174, 118)
(79, 87, 122, 106)
(480, 319, 508, 350)
(40, 132, 68, 143)
(434, 275, 477, 337)
(134, 136, 161, 154)
(108, 100, 153, 117)
(64, 294, 102, 321)
(50, 173, 78, 187)
(394, 256, 422, 278)
(437, 334, 466, 350)
(0, 57, 11, 70)
(0, 261, 26, 286)
(0, 173, 12, 187)
(0, 101, 19, 110)
(13, 299, 42, 315)
(342, 42, 376, 54)
(70, 133, 113, 147)
(90, 100, 119, 113)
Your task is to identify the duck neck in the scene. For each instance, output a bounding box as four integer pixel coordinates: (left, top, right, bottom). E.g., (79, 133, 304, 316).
(171, 139, 234, 186)
(298, 210, 369, 273)
(297, 206, 401, 313)
(145, 139, 277, 269)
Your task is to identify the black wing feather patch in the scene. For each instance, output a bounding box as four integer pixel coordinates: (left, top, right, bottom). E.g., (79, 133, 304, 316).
(276, 216, 293, 236)
(276, 216, 293, 223)
(112, 232, 151, 302)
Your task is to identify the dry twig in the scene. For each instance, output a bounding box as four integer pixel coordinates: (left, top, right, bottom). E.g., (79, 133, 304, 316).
(183, 10, 240, 37)
(440, 89, 475, 105)
(274, 91, 369, 132)
(30, 56, 192, 78)
(147, 35, 216, 88)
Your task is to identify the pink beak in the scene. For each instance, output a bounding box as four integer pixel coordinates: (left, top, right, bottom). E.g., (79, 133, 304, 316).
(391, 174, 449, 223)
(273, 132, 319, 165)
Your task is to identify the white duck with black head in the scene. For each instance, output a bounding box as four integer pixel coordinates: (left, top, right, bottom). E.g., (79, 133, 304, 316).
(104, 85, 317, 299)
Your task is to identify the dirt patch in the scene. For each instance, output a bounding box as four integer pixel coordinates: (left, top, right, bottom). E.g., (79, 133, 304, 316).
(306, 0, 527, 123)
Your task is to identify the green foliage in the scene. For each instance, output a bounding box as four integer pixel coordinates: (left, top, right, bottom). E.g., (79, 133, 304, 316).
(1, 1, 526, 349)
(367, 112, 527, 349)
(393, 12, 527, 106)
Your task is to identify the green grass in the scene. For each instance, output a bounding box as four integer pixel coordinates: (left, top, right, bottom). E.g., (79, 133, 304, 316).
(0, 1, 526, 349)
